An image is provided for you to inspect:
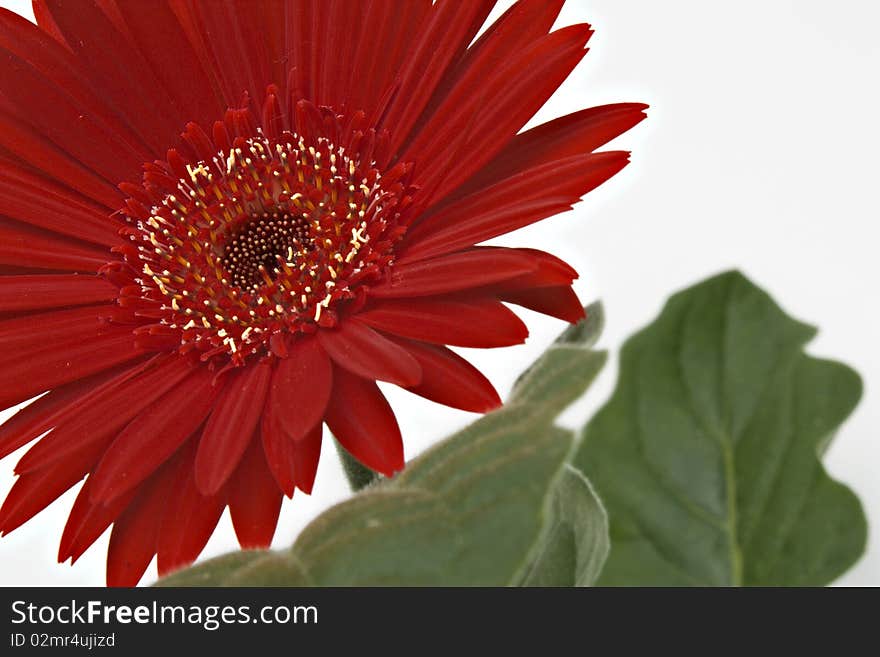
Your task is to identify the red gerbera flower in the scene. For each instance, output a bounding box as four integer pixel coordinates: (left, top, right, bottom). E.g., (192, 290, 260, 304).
(0, 0, 645, 585)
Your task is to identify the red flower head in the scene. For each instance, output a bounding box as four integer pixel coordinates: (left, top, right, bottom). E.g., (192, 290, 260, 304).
(0, 0, 645, 585)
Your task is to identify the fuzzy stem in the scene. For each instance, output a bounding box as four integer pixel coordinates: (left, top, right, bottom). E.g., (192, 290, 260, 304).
(336, 442, 380, 491)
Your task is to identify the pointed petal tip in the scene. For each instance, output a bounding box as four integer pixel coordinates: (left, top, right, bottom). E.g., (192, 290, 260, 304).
(458, 387, 504, 415)
(292, 425, 322, 495)
(0, 498, 21, 536)
(515, 324, 531, 345)
(57, 540, 73, 565)
(478, 392, 504, 414)
(571, 305, 589, 323)
(374, 459, 404, 480)
(326, 370, 402, 477)
(155, 557, 187, 579)
(0, 505, 10, 535)
(236, 538, 273, 551)
(228, 439, 283, 550)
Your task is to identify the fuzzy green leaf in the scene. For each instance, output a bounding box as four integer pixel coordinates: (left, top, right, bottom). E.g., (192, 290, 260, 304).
(518, 465, 609, 586)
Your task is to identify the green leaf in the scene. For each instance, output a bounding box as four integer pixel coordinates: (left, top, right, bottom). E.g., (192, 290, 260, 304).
(294, 425, 574, 586)
(157, 305, 610, 587)
(157, 549, 314, 587)
(518, 465, 609, 586)
(576, 271, 866, 586)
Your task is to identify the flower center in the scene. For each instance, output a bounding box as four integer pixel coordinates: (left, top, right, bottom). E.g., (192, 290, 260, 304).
(220, 210, 311, 291)
(115, 114, 414, 365)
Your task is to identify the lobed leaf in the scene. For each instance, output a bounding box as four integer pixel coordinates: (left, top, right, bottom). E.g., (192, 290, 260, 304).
(576, 271, 866, 586)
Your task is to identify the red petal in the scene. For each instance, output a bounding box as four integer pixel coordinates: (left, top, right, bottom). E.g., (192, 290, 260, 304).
(0, 30, 147, 185)
(31, 0, 68, 47)
(493, 249, 578, 289)
(58, 476, 136, 564)
(255, 1, 286, 97)
(106, 459, 179, 587)
(0, 163, 121, 246)
(112, 0, 220, 128)
(382, 0, 495, 155)
(401, 25, 593, 206)
(0, 3, 146, 156)
(0, 364, 127, 460)
(311, 1, 367, 109)
(14, 355, 195, 473)
(324, 366, 403, 477)
(453, 103, 649, 203)
(0, 218, 111, 272)
(0, 303, 115, 351)
(194, 361, 273, 495)
(463, 249, 580, 295)
(89, 365, 220, 503)
(16, 1, 174, 158)
(260, 407, 296, 498)
(0, 326, 144, 410)
(292, 424, 322, 495)
(228, 436, 283, 549)
(156, 442, 227, 577)
(317, 319, 422, 387)
(0, 111, 121, 208)
(502, 286, 586, 324)
(358, 296, 529, 348)
(0, 436, 105, 535)
(413, 0, 565, 137)
(370, 247, 536, 299)
(179, 0, 284, 109)
(389, 337, 501, 414)
(279, 0, 316, 102)
(270, 337, 332, 443)
(0, 275, 117, 313)
(346, 0, 432, 116)
(260, 413, 324, 497)
(400, 152, 631, 262)
(272, 0, 368, 109)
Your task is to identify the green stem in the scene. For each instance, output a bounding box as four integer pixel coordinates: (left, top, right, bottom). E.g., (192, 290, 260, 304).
(336, 442, 380, 491)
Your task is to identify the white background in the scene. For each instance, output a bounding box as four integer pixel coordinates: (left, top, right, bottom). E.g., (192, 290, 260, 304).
(0, 0, 877, 586)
